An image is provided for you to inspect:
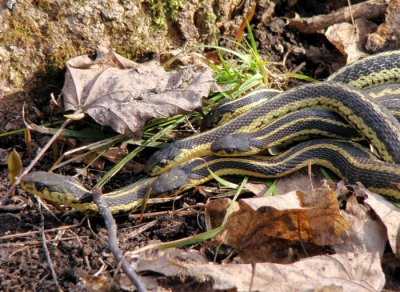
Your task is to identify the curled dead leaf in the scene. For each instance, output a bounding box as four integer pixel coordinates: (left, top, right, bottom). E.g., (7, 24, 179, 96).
(206, 187, 348, 253)
(325, 19, 376, 64)
(61, 47, 217, 139)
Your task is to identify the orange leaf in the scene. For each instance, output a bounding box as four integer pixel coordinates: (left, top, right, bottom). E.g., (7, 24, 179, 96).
(234, 3, 257, 41)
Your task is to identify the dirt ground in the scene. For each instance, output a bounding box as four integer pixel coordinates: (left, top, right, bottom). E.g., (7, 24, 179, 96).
(1, 0, 400, 291)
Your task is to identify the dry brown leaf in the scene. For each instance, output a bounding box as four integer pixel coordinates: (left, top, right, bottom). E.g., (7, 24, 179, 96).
(273, 167, 324, 194)
(333, 195, 387, 257)
(361, 188, 400, 255)
(189, 253, 385, 291)
(136, 248, 208, 277)
(61, 47, 216, 139)
(207, 187, 348, 252)
(136, 250, 385, 291)
(325, 19, 376, 64)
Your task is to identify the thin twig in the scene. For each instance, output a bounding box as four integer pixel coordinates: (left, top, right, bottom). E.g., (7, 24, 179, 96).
(125, 220, 158, 239)
(37, 198, 63, 292)
(0, 221, 83, 241)
(92, 188, 146, 292)
(0, 196, 27, 212)
(347, 0, 356, 28)
(288, 1, 387, 34)
(1, 118, 72, 206)
(0, 236, 89, 248)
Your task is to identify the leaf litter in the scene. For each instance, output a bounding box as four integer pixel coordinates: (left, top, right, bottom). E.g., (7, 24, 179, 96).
(129, 175, 400, 290)
(132, 248, 385, 291)
(61, 47, 217, 140)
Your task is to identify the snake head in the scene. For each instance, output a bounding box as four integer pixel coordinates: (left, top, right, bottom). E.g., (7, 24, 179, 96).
(20, 171, 90, 204)
(151, 167, 191, 195)
(145, 143, 183, 176)
(150, 157, 208, 195)
(211, 133, 254, 155)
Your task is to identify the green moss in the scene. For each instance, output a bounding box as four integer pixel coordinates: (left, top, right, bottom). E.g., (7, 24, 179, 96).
(148, 0, 183, 29)
(115, 43, 156, 61)
(0, 4, 42, 47)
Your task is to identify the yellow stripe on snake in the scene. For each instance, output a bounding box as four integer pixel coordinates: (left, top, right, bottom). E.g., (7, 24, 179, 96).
(21, 50, 400, 213)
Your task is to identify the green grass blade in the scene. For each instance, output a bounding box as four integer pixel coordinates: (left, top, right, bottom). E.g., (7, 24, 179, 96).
(205, 45, 252, 65)
(161, 177, 248, 249)
(208, 168, 239, 189)
(0, 120, 64, 138)
(94, 116, 186, 188)
(263, 179, 278, 196)
(222, 176, 248, 226)
(289, 73, 318, 82)
(319, 167, 332, 180)
(160, 226, 224, 249)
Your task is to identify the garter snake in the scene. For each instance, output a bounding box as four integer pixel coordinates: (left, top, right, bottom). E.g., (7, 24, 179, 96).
(145, 81, 400, 175)
(202, 83, 400, 131)
(21, 139, 400, 214)
(20, 172, 157, 214)
(209, 108, 363, 155)
(152, 139, 400, 200)
(145, 50, 400, 175)
(20, 50, 400, 213)
(210, 85, 400, 156)
(202, 88, 281, 130)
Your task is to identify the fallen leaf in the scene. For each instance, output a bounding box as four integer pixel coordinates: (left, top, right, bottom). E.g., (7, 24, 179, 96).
(8, 148, 22, 184)
(136, 250, 385, 291)
(61, 47, 216, 139)
(188, 253, 385, 291)
(243, 181, 268, 196)
(333, 195, 387, 257)
(206, 187, 348, 256)
(325, 19, 376, 63)
(361, 188, 400, 255)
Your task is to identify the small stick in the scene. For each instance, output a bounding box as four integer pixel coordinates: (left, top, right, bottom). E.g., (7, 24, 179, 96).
(0, 198, 27, 212)
(288, 1, 387, 34)
(0, 221, 83, 241)
(1, 118, 72, 206)
(92, 188, 146, 292)
(38, 198, 63, 292)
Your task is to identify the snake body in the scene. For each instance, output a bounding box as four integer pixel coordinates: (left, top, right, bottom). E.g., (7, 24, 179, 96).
(152, 139, 400, 200)
(145, 82, 400, 175)
(21, 172, 156, 214)
(210, 108, 364, 155)
(21, 139, 400, 214)
(145, 51, 400, 175)
(204, 83, 400, 131)
(202, 88, 281, 130)
(20, 50, 400, 213)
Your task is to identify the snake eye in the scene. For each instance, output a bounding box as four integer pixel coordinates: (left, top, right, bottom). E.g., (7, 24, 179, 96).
(225, 149, 234, 154)
(77, 192, 94, 203)
(35, 182, 46, 191)
(158, 159, 168, 168)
